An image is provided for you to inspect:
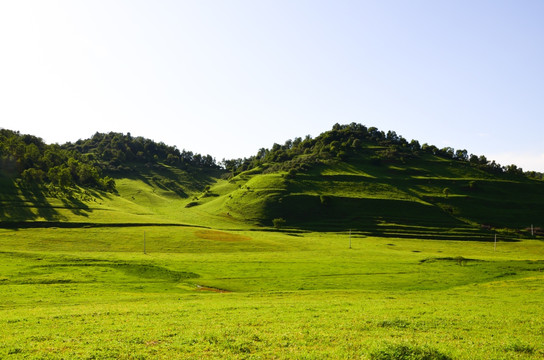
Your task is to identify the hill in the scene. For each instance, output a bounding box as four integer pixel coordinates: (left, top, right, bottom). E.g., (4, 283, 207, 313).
(1, 124, 543, 240)
(187, 123, 544, 240)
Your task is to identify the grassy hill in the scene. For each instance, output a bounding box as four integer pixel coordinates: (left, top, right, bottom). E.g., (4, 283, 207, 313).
(1, 124, 543, 241)
(196, 151, 544, 241)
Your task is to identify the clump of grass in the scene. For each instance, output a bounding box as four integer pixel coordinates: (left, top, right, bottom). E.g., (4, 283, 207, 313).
(377, 319, 410, 329)
(504, 341, 535, 354)
(8, 348, 23, 355)
(370, 343, 452, 360)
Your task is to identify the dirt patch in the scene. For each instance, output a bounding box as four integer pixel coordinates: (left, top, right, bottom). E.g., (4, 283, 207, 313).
(195, 285, 231, 293)
(194, 230, 251, 242)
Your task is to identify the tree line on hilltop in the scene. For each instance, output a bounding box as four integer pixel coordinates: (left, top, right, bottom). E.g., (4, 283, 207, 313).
(223, 123, 543, 179)
(1, 124, 542, 192)
(0, 130, 219, 191)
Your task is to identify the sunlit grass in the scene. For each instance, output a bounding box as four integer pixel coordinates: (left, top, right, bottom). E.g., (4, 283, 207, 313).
(0, 226, 543, 358)
(1, 162, 543, 358)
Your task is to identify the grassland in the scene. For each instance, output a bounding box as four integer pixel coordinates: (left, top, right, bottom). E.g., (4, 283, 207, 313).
(0, 225, 543, 359)
(1, 157, 543, 359)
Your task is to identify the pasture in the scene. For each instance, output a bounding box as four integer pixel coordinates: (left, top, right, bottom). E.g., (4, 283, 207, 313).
(0, 226, 542, 359)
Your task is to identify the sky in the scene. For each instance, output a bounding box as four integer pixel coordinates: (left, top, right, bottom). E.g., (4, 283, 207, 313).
(1, 1, 543, 171)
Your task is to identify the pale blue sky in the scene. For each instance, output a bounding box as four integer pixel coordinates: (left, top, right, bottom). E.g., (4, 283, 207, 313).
(1, 1, 543, 171)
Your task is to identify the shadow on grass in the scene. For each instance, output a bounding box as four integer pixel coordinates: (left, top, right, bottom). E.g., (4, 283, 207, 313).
(112, 162, 225, 199)
(0, 178, 60, 222)
(60, 197, 89, 217)
(0, 178, 98, 224)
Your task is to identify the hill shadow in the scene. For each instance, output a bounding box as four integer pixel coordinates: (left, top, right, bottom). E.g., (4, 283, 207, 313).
(113, 162, 224, 198)
(0, 178, 96, 223)
(0, 179, 60, 222)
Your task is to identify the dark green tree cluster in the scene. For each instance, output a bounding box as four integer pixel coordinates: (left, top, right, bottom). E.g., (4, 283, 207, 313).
(223, 123, 540, 179)
(0, 129, 115, 191)
(62, 132, 219, 172)
(222, 123, 427, 174)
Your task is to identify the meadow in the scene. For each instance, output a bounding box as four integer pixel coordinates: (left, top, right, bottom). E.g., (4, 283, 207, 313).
(1, 133, 544, 359)
(0, 225, 543, 359)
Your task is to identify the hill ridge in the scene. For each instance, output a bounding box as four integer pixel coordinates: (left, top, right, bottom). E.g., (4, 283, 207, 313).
(1, 123, 543, 239)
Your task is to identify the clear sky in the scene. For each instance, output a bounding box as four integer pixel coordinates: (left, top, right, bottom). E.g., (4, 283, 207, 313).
(1, 1, 543, 171)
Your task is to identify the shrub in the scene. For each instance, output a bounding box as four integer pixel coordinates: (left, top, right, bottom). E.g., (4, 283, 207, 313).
(272, 218, 286, 229)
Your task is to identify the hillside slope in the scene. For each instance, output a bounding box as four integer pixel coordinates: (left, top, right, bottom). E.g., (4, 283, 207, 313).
(192, 124, 544, 239)
(193, 159, 543, 240)
(1, 124, 543, 240)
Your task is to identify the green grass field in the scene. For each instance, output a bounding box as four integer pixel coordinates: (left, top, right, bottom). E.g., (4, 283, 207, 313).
(1, 157, 543, 359)
(0, 225, 543, 359)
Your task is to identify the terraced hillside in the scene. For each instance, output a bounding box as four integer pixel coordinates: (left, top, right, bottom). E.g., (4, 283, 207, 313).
(1, 124, 543, 242)
(193, 158, 544, 240)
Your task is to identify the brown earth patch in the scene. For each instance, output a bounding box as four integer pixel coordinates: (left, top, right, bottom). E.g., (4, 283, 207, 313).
(194, 229, 251, 242)
(195, 285, 231, 293)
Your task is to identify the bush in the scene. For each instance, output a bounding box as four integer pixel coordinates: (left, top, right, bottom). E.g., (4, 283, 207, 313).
(272, 218, 286, 229)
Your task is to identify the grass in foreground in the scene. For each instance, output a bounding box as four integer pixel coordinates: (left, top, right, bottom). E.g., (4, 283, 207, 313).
(0, 227, 542, 359)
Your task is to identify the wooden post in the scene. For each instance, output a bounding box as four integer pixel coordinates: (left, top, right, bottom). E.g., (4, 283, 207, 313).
(494, 233, 496, 252)
(349, 229, 352, 249)
(144, 231, 146, 254)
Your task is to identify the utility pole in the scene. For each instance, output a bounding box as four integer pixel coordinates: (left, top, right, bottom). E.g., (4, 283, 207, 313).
(494, 233, 497, 252)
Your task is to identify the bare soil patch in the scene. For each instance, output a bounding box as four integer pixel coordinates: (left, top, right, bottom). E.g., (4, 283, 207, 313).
(195, 285, 231, 293)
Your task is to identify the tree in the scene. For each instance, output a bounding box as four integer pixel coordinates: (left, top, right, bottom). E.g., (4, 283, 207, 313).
(455, 149, 468, 161)
(409, 140, 421, 151)
(102, 176, 116, 192)
(505, 164, 523, 175)
(58, 167, 72, 188)
(440, 147, 455, 158)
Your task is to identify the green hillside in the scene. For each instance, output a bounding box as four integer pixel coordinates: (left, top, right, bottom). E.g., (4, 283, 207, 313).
(195, 124, 544, 240)
(1, 124, 543, 241)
